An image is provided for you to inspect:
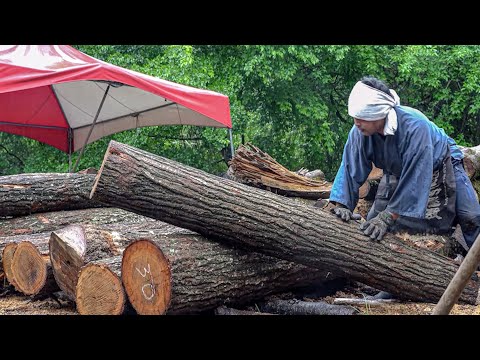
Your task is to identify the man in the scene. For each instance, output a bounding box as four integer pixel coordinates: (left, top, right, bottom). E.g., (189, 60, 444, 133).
(329, 76, 480, 252)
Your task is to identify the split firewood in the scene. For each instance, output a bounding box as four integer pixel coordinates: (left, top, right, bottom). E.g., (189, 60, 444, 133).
(0, 173, 104, 218)
(260, 298, 358, 315)
(214, 306, 275, 315)
(227, 143, 331, 199)
(76, 255, 126, 315)
(90, 140, 480, 304)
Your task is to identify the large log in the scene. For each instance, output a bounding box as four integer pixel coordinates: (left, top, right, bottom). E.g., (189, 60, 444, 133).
(227, 143, 331, 199)
(0, 173, 104, 218)
(0, 207, 154, 237)
(90, 140, 480, 304)
(120, 236, 331, 315)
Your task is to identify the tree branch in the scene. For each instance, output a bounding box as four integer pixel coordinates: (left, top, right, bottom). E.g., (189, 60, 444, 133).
(0, 144, 24, 167)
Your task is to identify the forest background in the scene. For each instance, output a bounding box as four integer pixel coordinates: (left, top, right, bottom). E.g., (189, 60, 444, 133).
(1, 45, 479, 180)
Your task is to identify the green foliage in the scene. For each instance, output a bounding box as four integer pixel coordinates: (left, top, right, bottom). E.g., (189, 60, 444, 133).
(1, 45, 480, 180)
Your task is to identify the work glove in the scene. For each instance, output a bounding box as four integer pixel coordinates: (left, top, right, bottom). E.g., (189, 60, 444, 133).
(359, 210, 396, 241)
(331, 204, 362, 222)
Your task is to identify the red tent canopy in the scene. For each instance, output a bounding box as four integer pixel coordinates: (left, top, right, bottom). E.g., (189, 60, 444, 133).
(0, 45, 232, 154)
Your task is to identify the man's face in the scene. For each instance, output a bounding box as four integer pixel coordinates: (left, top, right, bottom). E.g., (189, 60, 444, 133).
(353, 118, 385, 136)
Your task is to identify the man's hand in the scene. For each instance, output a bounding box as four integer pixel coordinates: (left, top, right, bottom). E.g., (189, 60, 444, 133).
(359, 210, 396, 241)
(331, 204, 362, 222)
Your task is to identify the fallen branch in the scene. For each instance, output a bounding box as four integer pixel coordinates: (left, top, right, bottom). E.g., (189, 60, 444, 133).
(260, 298, 358, 315)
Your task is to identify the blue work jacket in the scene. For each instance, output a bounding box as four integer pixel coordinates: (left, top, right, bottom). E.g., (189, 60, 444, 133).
(329, 105, 463, 218)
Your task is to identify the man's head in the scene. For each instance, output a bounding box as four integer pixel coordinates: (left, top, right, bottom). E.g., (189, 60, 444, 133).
(348, 76, 400, 136)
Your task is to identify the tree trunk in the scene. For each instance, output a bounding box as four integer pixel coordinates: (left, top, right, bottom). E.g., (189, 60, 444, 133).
(121, 233, 334, 315)
(260, 298, 358, 315)
(0, 173, 104, 218)
(121, 239, 171, 315)
(90, 140, 480, 304)
(0, 207, 155, 237)
(76, 255, 126, 315)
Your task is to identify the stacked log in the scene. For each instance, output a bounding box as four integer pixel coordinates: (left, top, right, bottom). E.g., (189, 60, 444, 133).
(0, 173, 103, 218)
(90, 140, 480, 304)
(227, 143, 331, 199)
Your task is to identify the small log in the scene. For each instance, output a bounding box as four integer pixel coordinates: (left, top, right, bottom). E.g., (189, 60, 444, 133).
(2, 243, 19, 289)
(121, 240, 171, 315)
(214, 306, 275, 315)
(0, 173, 104, 218)
(0, 207, 153, 237)
(333, 297, 399, 306)
(260, 298, 358, 315)
(76, 256, 126, 315)
(228, 143, 332, 199)
(11, 241, 59, 296)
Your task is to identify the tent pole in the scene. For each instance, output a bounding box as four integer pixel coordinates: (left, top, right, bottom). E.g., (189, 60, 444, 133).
(228, 128, 234, 159)
(68, 128, 73, 173)
(72, 85, 111, 173)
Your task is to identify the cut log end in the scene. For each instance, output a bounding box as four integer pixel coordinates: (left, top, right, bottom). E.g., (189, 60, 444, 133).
(11, 241, 47, 295)
(121, 239, 172, 315)
(49, 225, 87, 300)
(76, 264, 125, 315)
(2, 243, 19, 288)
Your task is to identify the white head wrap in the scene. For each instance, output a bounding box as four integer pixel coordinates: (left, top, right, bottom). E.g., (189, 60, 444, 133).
(348, 81, 400, 125)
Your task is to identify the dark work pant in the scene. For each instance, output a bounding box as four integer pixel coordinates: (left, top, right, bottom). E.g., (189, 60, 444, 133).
(452, 158, 480, 249)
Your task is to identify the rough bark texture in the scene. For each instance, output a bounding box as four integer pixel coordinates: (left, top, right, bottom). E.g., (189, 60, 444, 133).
(76, 256, 126, 315)
(227, 143, 331, 199)
(0, 207, 154, 237)
(2, 243, 19, 289)
(460, 145, 480, 179)
(214, 306, 275, 315)
(0, 173, 105, 218)
(91, 140, 480, 304)
(49, 224, 120, 301)
(260, 298, 358, 315)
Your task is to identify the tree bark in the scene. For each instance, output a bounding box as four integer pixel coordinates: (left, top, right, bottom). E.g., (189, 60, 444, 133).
(2, 243, 19, 289)
(90, 140, 480, 304)
(49, 224, 122, 301)
(227, 143, 331, 199)
(121, 235, 333, 315)
(76, 255, 126, 315)
(460, 145, 480, 179)
(260, 298, 358, 315)
(0, 207, 155, 237)
(214, 306, 275, 315)
(0, 173, 104, 218)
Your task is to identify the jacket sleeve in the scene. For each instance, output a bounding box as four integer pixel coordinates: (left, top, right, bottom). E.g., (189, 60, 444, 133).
(329, 126, 372, 211)
(385, 122, 433, 218)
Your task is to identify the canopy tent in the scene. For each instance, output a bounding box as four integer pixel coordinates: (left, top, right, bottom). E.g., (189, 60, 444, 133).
(0, 45, 233, 171)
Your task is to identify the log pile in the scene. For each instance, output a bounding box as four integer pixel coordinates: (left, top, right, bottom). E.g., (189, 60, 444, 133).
(0, 140, 479, 315)
(227, 143, 331, 199)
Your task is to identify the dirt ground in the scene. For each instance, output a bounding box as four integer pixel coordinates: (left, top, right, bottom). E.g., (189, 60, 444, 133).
(1, 281, 479, 315)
